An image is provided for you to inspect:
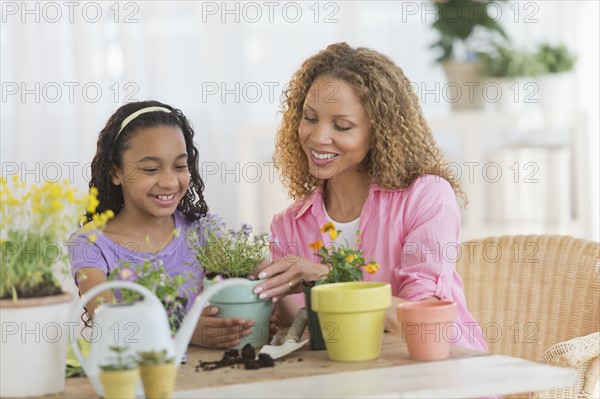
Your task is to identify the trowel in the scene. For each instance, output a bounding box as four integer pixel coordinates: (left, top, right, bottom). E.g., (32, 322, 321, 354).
(258, 308, 309, 360)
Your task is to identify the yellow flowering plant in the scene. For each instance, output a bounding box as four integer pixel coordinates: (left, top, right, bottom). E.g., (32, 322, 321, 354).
(309, 221, 380, 285)
(0, 176, 113, 300)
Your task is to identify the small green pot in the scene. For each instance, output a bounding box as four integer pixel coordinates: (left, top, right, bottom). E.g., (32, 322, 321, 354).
(303, 285, 326, 350)
(204, 277, 273, 349)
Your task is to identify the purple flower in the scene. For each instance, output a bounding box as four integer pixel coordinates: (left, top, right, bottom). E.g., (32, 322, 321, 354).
(119, 267, 137, 282)
(241, 223, 252, 237)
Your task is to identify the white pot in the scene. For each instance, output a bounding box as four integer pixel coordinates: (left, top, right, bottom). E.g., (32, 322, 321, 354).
(442, 61, 485, 111)
(0, 292, 73, 397)
(537, 72, 575, 112)
(484, 77, 540, 114)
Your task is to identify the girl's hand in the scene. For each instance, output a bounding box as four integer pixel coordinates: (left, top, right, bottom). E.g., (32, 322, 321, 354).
(250, 256, 329, 303)
(192, 306, 255, 349)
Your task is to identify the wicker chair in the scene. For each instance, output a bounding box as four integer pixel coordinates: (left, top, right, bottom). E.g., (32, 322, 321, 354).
(455, 235, 600, 398)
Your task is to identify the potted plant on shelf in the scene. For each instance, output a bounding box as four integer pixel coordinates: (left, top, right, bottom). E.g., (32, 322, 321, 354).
(0, 176, 112, 397)
(136, 349, 177, 399)
(535, 42, 577, 111)
(99, 345, 139, 399)
(107, 258, 194, 335)
(430, 0, 509, 110)
(186, 213, 272, 348)
(478, 43, 545, 112)
(303, 222, 382, 354)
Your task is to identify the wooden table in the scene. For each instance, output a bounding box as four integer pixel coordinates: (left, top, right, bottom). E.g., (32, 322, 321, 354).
(61, 334, 578, 398)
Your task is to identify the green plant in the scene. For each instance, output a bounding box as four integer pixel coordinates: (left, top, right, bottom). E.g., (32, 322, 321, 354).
(430, 0, 509, 63)
(186, 213, 269, 279)
(107, 258, 193, 335)
(308, 222, 379, 285)
(136, 349, 174, 366)
(479, 43, 545, 78)
(536, 43, 576, 73)
(100, 346, 137, 371)
(0, 177, 113, 300)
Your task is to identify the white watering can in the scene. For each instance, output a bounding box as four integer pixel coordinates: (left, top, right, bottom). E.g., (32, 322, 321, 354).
(69, 278, 253, 397)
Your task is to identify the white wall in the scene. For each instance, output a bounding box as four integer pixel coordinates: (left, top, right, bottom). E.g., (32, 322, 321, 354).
(1, 1, 598, 241)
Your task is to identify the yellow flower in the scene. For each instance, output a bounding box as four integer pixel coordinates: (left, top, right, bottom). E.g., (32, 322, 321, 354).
(365, 262, 380, 274)
(308, 240, 323, 251)
(320, 221, 339, 240)
(328, 229, 338, 240)
(86, 195, 100, 214)
(1, 177, 114, 300)
(320, 221, 335, 233)
(51, 200, 64, 212)
(344, 255, 355, 263)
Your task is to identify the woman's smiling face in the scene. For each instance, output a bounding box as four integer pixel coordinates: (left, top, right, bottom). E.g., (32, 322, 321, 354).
(298, 75, 371, 182)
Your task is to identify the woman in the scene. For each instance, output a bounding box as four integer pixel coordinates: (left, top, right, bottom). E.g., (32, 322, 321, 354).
(252, 42, 487, 352)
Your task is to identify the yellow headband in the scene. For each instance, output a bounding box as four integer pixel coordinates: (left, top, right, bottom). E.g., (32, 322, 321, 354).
(115, 106, 172, 141)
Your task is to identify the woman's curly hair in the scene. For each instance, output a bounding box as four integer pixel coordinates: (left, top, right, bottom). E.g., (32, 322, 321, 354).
(274, 42, 467, 207)
(84, 100, 208, 223)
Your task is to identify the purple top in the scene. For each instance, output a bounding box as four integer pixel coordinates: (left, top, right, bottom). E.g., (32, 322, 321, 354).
(67, 210, 203, 310)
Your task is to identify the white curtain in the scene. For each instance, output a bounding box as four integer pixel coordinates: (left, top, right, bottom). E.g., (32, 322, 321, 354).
(2, 1, 597, 239)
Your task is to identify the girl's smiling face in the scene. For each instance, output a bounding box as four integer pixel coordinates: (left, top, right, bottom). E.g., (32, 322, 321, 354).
(112, 125, 190, 220)
(298, 76, 371, 182)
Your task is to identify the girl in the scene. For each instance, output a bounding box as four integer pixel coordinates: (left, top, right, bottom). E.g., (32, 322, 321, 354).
(252, 43, 488, 353)
(69, 100, 254, 349)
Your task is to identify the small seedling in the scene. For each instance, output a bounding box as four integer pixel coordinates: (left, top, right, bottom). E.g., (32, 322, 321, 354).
(136, 349, 175, 366)
(100, 346, 137, 371)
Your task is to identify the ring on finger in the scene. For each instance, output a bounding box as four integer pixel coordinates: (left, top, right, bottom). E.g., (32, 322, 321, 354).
(288, 280, 295, 288)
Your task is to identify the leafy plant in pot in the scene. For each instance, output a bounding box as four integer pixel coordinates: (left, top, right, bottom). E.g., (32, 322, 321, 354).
(0, 177, 112, 397)
(187, 213, 272, 348)
(304, 222, 380, 350)
(429, 0, 509, 110)
(535, 42, 577, 111)
(99, 345, 139, 399)
(478, 42, 545, 112)
(136, 349, 177, 399)
(106, 257, 194, 336)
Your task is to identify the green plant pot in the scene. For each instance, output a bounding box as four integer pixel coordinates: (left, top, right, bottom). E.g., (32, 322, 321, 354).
(303, 285, 326, 350)
(204, 277, 273, 349)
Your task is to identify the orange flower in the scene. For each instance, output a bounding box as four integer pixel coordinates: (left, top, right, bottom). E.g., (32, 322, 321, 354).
(308, 240, 323, 251)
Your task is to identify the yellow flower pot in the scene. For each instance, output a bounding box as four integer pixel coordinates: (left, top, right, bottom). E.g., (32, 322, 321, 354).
(99, 368, 139, 399)
(140, 363, 177, 399)
(311, 282, 391, 361)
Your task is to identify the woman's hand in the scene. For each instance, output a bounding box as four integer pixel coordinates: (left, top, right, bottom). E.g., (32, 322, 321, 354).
(191, 306, 255, 349)
(249, 256, 329, 303)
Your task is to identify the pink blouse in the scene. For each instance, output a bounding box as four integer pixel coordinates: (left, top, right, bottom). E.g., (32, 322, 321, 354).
(270, 174, 488, 353)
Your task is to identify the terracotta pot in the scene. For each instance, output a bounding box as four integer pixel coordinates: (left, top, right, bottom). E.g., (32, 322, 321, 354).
(397, 301, 457, 361)
(0, 292, 73, 397)
(99, 368, 140, 399)
(140, 362, 177, 399)
(303, 285, 326, 350)
(204, 277, 273, 349)
(311, 282, 391, 361)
